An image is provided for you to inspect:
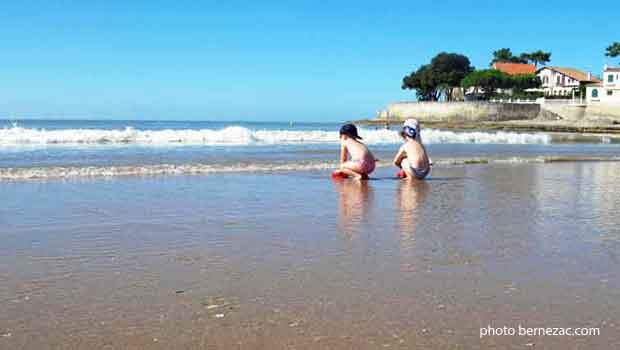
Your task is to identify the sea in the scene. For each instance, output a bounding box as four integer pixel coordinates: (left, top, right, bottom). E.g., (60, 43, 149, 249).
(2, 119, 620, 349)
(1, 119, 619, 180)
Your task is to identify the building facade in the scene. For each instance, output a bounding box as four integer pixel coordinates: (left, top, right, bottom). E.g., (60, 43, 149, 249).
(587, 66, 620, 104)
(537, 67, 600, 97)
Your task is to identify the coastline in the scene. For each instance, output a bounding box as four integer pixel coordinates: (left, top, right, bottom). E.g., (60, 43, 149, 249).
(356, 118, 620, 136)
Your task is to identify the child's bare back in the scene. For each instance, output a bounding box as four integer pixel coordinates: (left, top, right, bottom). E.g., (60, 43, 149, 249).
(393, 119, 431, 180)
(343, 137, 373, 163)
(401, 141, 429, 170)
(335, 124, 376, 180)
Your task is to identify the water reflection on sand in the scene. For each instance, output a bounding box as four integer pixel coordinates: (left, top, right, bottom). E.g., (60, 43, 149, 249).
(334, 180, 373, 243)
(395, 181, 429, 256)
(2, 163, 620, 349)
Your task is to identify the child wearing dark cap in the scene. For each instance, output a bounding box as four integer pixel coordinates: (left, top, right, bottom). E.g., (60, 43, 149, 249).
(335, 124, 377, 180)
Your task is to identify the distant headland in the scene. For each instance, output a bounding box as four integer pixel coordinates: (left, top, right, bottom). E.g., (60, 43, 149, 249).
(361, 45, 620, 134)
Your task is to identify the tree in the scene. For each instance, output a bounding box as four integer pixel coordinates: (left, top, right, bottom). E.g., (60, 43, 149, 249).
(520, 50, 552, 67)
(606, 42, 620, 63)
(429, 52, 474, 101)
(402, 64, 440, 101)
(490, 48, 527, 66)
(461, 69, 511, 99)
(460, 70, 541, 100)
(511, 74, 542, 92)
(402, 52, 473, 101)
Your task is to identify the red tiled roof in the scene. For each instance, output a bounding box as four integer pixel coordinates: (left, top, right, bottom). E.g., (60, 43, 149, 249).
(492, 62, 536, 75)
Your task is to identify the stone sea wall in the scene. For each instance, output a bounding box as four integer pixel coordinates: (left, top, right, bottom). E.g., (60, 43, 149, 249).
(585, 104, 620, 119)
(379, 102, 541, 122)
(537, 103, 620, 121)
(538, 103, 586, 121)
(378, 101, 620, 122)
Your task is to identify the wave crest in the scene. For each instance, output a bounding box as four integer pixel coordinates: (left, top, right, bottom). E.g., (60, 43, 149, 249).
(0, 125, 550, 146)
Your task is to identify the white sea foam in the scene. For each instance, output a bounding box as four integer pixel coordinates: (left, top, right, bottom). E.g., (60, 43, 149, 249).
(0, 162, 339, 180)
(0, 125, 550, 146)
(420, 129, 550, 144)
(3, 156, 618, 181)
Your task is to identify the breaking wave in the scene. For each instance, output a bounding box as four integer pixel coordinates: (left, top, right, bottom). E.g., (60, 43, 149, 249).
(0, 125, 551, 146)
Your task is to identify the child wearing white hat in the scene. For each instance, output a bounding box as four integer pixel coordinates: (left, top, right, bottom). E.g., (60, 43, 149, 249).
(393, 119, 431, 180)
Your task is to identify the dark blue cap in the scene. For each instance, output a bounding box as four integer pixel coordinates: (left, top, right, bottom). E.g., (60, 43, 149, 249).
(339, 124, 362, 139)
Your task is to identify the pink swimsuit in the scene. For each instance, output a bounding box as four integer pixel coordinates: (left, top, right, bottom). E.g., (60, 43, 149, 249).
(355, 157, 376, 175)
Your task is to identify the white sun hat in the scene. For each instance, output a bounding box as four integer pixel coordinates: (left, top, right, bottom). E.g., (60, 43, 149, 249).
(403, 118, 419, 131)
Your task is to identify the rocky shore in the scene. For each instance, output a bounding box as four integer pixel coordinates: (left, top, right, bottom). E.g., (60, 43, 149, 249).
(357, 118, 620, 134)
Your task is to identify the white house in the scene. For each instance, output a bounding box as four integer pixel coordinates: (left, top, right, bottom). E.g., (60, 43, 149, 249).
(537, 66, 600, 97)
(587, 65, 620, 104)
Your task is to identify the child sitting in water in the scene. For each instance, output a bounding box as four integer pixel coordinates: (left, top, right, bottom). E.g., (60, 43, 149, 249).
(335, 124, 376, 180)
(393, 119, 431, 180)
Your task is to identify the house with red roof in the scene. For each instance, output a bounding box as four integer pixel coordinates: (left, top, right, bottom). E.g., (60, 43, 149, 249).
(537, 66, 600, 97)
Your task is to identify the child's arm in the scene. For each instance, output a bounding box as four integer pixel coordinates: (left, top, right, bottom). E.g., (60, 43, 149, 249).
(392, 146, 406, 168)
(340, 143, 348, 164)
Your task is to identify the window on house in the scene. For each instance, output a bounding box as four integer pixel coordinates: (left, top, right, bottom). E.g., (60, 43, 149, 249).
(592, 89, 598, 98)
(609, 75, 614, 83)
(608, 90, 613, 96)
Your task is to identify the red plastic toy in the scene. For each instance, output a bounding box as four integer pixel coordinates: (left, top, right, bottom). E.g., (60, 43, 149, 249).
(331, 171, 349, 179)
(331, 171, 370, 180)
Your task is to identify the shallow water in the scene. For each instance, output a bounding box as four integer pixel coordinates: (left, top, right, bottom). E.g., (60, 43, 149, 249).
(2, 120, 620, 181)
(1, 163, 619, 349)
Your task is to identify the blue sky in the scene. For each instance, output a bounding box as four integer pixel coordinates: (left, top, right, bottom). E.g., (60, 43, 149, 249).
(1, 1, 618, 121)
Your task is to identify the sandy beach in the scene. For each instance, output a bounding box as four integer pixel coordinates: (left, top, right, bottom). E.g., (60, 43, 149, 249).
(3, 1, 620, 348)
(2, 163, 619, 349)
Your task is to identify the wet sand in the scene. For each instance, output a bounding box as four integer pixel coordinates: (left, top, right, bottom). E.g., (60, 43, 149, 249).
(1, 163, 620, 349)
